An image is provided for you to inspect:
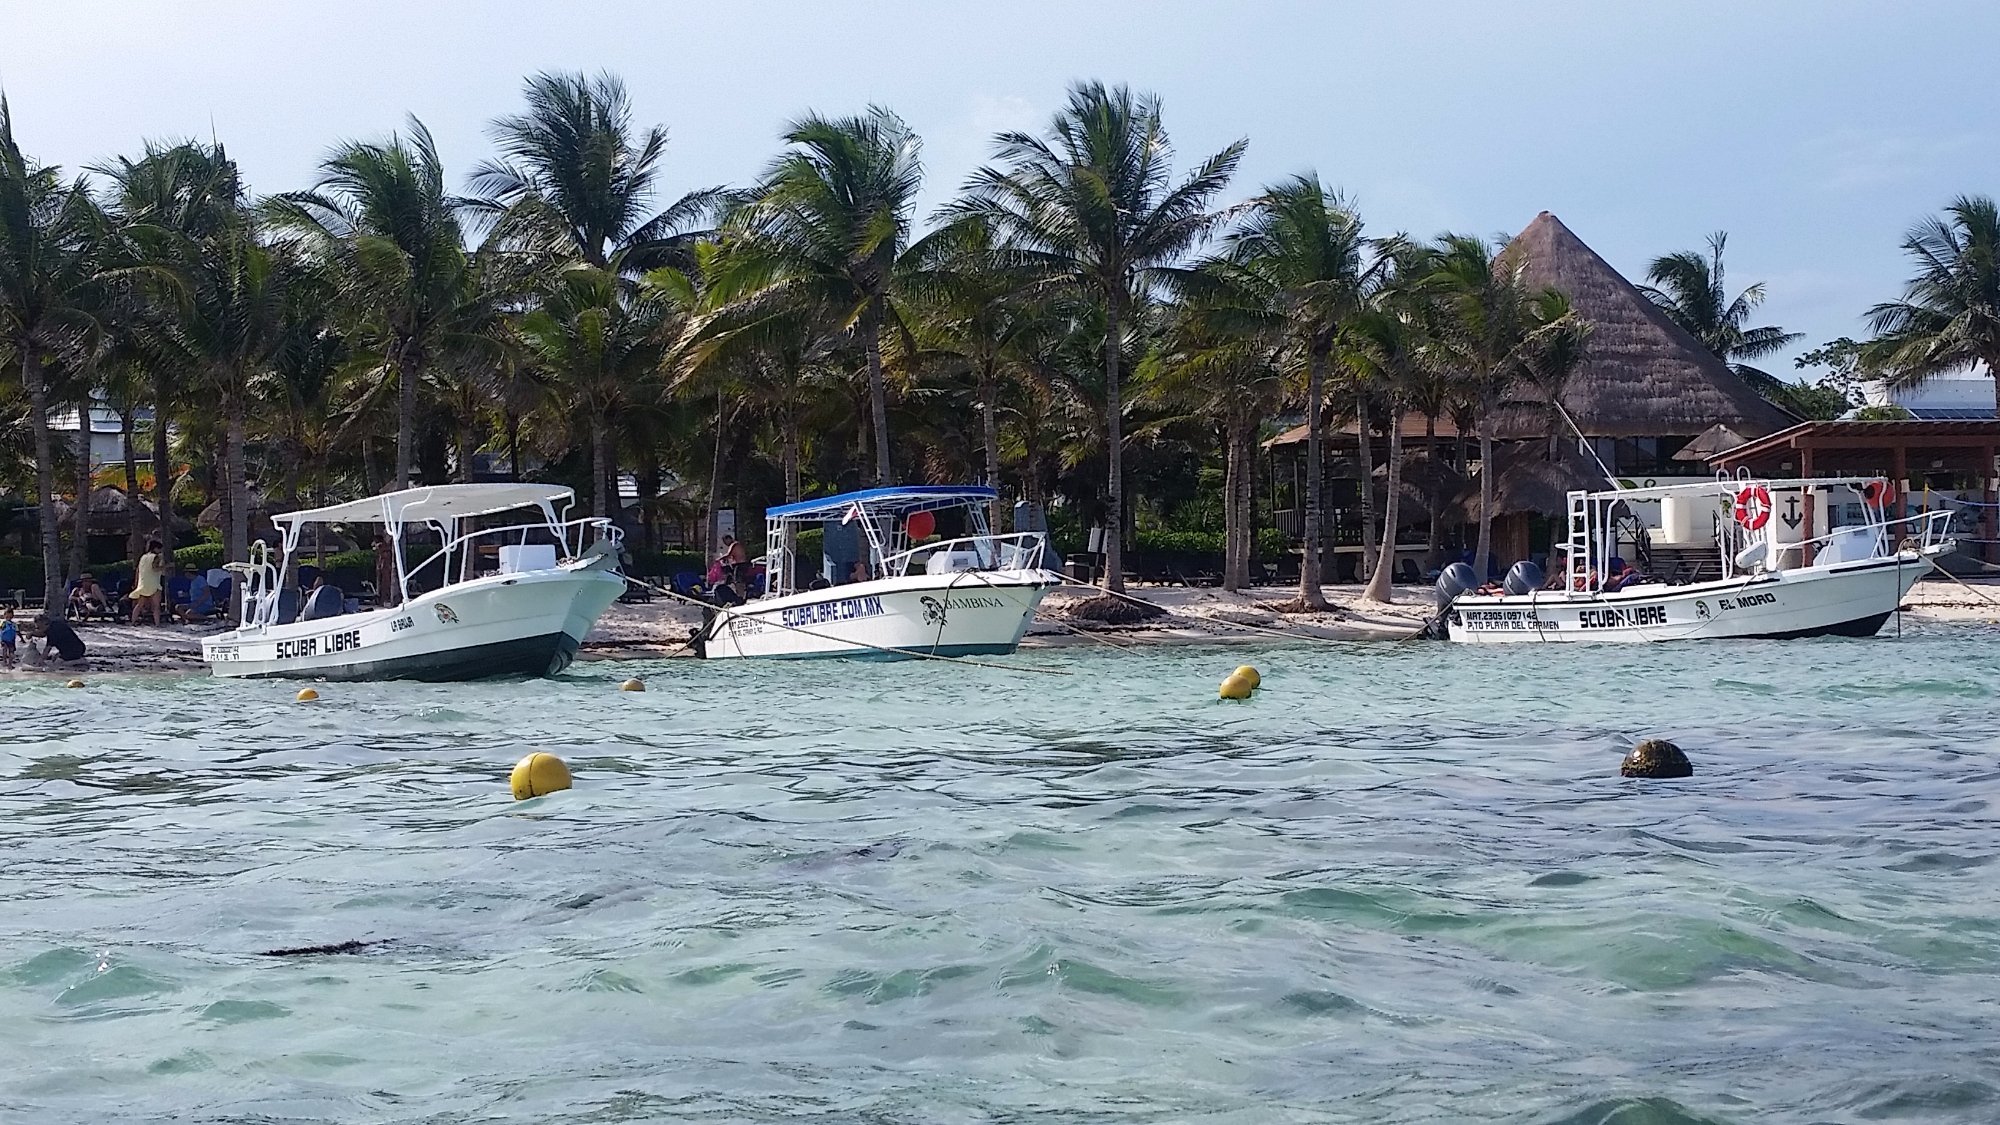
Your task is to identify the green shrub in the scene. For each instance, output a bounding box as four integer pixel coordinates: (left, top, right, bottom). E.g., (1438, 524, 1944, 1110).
(171, 542, 225, 573)
(0, 553, 42, 595)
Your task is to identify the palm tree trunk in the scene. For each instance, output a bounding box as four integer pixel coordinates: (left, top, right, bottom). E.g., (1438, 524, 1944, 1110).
(1103, 302, 1126, 594)
(590, 412, 610, 521)
(226, 389, 248, 568)
(23, 349, 63, 609)
(706, 386, 725, 558)
(394, 348, 417, 490)
(980, 356, 1002, 530)
(506, 412, 523, 481)
(1356, 389, 1377, 583)
(864, 307, 892, 486)
(1424, 413, 1442, 571)
(120, 406, 143, 559)
(1473, 390, 1496, 580)
(1298, 346, 1328, 607)
(152, 367, 175, 562)
(1222, 422, 1240, 593)
(1363, 406, 1405, 603)
(69, 424, 92, 587)
(782, 399, 802, 505)
(1237, 426, 1257, 588)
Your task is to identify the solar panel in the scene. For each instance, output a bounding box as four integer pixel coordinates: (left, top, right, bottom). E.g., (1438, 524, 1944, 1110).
(1907, 407, 1998, 420)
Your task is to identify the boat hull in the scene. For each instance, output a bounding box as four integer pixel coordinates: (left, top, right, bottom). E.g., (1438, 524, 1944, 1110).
(202, 565, 625, 680)
(699, 570, 1059, 660)
(1444, 553, 1932, 644)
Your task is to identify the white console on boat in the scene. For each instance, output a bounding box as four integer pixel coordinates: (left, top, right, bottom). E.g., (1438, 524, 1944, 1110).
(500, 544, 559, 574)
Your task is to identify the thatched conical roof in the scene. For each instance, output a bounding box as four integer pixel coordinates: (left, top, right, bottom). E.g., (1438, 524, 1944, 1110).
(1498, 212, 1794, 439)
(54, 486, 195, 535)
(1672, 422, 1758, 462)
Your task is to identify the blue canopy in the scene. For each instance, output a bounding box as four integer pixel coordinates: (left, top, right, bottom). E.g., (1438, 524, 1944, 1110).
(765, 485, 997, 523)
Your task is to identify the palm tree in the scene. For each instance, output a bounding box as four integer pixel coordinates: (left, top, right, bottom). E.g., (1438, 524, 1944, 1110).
(903, 214, 1035, 521)
(1428, 234, 1585, 578)
(268, 118, 471, 493)
(1214, 175, 1372, 606)
(1349, 250, 1442, 603)
(1860, 196, 2000, 414)
(184, 224, 291, 567)
(97, 139, 243, 563)
(513, 258, 673, 518)
(1640, 231, 1801, 392)
(729, 107, 922, 486)
(0, 98, 120, 607)
(1146, 270, 1287, 590)
(962, 81, 1243, 593)
(473, 70, 717, 274)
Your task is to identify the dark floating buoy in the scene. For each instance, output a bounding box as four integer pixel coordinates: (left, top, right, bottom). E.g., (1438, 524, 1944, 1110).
(258, 939, 383, 957)
(1622, 738, 1693, 779)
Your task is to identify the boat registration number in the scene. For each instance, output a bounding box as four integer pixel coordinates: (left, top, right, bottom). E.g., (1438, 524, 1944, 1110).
(1458, 609, 1558, 632)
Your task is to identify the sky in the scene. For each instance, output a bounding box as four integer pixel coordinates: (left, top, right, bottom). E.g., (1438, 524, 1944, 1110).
(5, 0, 1996, 378)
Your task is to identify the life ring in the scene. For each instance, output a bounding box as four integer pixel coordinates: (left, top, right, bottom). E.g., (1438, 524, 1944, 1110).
(1862, 480, 1891, 507)
(1733, 485, 1772, 531)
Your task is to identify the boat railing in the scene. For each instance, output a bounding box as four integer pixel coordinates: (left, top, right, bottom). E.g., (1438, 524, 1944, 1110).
(879, 532, 1048, 578)
(228, 540, 283, 631)
(404, 516, 622, 588)
(1754, 509, 1956, 570)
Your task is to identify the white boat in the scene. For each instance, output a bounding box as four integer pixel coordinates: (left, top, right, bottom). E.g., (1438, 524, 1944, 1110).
(1439, 474, 1957, 643)
(696, 485, 1061, 660)
(202, 484, 627, 680)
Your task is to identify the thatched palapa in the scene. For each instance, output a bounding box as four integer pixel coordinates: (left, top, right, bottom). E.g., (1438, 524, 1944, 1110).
(1494, 212, 1794, 440)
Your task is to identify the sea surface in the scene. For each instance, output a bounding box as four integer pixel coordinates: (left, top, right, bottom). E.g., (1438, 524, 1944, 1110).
(2, 628, 1998, 1124)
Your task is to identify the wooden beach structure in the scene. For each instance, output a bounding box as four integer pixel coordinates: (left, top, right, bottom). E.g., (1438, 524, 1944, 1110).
(1265, 211, 1795, 576)
(1711, 418, 2000, 569)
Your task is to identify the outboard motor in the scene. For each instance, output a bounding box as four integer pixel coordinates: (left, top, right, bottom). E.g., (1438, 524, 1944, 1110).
(1434, 562, 1478, 609)
(1502, 560, 1545, 596)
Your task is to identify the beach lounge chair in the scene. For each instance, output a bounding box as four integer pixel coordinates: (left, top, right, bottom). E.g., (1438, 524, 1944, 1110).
(165, 574, 194, 613)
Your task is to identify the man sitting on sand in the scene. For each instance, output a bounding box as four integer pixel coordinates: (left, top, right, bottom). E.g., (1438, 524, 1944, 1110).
(176, 571, 219, 624)
(26, 614, 87, 668)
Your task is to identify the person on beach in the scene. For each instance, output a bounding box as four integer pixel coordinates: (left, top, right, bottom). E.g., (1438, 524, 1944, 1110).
(130, 539, 165, 625)
(175, 569, 218, 624)
(717, 535, 749, 584)
(26, 614, 86, 668)
(1, 606, 17, 668)
(68, 573, 110, 619)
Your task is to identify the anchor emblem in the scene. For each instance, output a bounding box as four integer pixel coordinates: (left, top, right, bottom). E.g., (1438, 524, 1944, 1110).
(1780, 494, 1803, 530)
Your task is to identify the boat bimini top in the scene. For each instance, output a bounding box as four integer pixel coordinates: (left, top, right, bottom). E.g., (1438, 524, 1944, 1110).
(233, 483, 620, 630)
(273, 483, 580, 527)
(760, 485, 1048, 599)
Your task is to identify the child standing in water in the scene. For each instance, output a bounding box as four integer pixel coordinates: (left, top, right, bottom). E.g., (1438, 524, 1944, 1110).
(0, 606, 17, 668)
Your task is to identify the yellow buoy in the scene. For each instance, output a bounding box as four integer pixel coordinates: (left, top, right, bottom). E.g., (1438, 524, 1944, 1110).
(1233, 665, 1262, 689)
(296, 687, 319, 702)
(1218, 672, 1255, 700)
(510, 752, 572, 800)
(619, 678, 645, 692)
(64, 678, 84, 689)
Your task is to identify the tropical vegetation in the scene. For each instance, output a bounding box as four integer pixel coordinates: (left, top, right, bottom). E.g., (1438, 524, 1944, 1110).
(0, 74, 1979, 614)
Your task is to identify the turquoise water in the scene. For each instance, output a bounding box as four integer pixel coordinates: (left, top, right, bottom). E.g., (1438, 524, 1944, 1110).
(3, 629, 1999, 1124)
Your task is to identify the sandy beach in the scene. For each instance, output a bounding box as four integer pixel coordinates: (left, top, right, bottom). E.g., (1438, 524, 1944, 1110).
(9, 574, 1996, 678)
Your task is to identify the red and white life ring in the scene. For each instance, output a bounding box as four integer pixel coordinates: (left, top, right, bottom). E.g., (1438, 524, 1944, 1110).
(1862, 480, 1891, 507)
(1733, 485, 1772, 530)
